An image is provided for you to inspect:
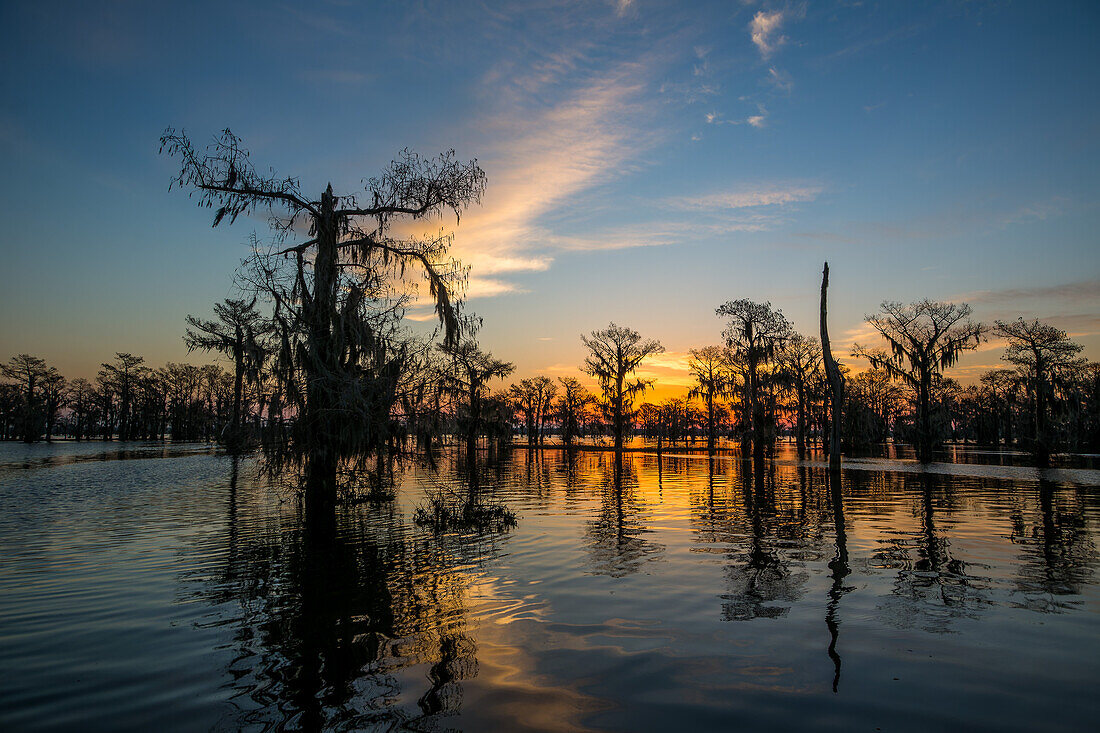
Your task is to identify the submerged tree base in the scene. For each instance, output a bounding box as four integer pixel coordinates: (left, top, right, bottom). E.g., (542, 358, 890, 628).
(414, 487, 517, 534)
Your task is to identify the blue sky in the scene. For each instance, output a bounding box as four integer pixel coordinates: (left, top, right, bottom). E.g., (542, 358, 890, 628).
(1, 0, 1098, 388)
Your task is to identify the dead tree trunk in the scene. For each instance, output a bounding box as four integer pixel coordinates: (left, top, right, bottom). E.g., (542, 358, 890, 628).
(820, 262, 844, 472)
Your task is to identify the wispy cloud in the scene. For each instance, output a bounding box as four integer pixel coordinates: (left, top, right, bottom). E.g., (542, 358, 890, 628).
(750, 10, 787, 59)
(956, 278, 1100, 306)
(766, 66, 793, 93)
(665, 183, 822, 211)
(705, 102, 769, 128)
(466, 276, 526, 299)
(441, 57, 662, 292)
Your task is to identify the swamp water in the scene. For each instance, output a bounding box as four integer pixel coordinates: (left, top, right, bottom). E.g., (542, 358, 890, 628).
(0, 442, 1098, 731)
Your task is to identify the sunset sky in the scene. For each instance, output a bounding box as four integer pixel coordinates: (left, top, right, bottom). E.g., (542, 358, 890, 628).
(2, 1, 1098, 395)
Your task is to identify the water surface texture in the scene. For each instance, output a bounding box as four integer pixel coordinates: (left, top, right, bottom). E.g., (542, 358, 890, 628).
(1, 442, 1098, 731)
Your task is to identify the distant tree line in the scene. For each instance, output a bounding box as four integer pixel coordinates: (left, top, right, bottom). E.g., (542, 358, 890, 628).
(6, 307, 1096, 468)
(499, 306, 1099, 466)
(0, 353, 239, 443)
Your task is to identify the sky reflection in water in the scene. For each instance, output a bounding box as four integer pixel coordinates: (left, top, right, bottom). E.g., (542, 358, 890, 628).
(0, 442, 1097, 732)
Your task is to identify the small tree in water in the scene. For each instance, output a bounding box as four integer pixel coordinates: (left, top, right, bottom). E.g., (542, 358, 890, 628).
(994, 318, 1083, 465)
(853, 300, 984, 463)
(776, 333, 823, 457)
(439, 341, 514, 462)
(715, 300, 792, 463)
(687, 345, 737, 454)
(556, 377, 595, 449)
(161, 128, 486, 529)
(185, 298, 268, 451)
(581, 323, 664, 454)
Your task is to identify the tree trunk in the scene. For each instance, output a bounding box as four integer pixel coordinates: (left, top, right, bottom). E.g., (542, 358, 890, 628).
(918, 370, 933, 463)
(820, 262, 843, 471)
(303, 186, 340, 526)
(230, 341, 244, 450)
(614, 374, 625, 454)
(749, 355, 763, 464)
(796, 381, 806, 457)
(707, 395, 716, 454)
(1035, 359, 1050, 466)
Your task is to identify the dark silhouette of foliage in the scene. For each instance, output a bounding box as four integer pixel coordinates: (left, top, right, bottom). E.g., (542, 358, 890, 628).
(162, 127, 486, 528)
(853, 300, 984, 462)
(994, 318, 1084, 464)
(556, 376, 595, 448)
(716, 299, 792, 463)
(581, 323, 664, 453)
(688, 345, 737, 454)
(185, 298, 269, 450)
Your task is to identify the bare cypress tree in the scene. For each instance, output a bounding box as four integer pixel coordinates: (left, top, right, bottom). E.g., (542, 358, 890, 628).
(161, 128, 486, 527)
(853, 300, 984, 462)
(581, 323, 664, 454)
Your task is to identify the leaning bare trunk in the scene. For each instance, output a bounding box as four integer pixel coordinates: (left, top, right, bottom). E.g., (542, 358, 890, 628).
(820, 262, 843, 471)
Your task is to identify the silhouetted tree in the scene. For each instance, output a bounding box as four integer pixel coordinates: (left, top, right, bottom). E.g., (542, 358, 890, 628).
(581, 323, 664, 454)
(777, 333, 822, 456)
(66, 378, 95, 441)
(439, 342, 514, 461)
(100, 353, 147, 441)
(162, 128, 486, 528)
(556, 377, 594, 449)
(1, 354, 50, 442)
(980, 368, 1020, 446)
(688, 345, 737, 453)
(994, 318, 1084, 465)
(41, 367, 66, 442)
(510, 376, 556, 446)
(853, 300, 984, 462)
(716, 300, 792, 463)
(843, 365, 902, 449)
(185, 297, 268, 450)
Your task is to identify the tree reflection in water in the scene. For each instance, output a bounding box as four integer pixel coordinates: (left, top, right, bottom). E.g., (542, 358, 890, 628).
(1010, 480, 1096, 612)
(198, 451, 1099, 727)
(205, 456, 514, 731)
(720, 461, 811, 621)
(825, 467, 853, 693)
(871, 472, 988, 633)
(584, 454, 665, 577)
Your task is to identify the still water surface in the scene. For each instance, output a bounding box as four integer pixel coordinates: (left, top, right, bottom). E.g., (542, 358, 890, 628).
(0, 442, 1098, 731)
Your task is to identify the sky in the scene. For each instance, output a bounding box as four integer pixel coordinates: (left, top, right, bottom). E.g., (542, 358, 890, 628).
(1, 0, 1098, 396)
